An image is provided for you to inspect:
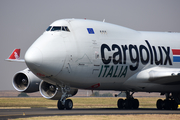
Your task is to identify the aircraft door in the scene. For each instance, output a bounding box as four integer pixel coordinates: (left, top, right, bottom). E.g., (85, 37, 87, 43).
(92, 40, 100, 75)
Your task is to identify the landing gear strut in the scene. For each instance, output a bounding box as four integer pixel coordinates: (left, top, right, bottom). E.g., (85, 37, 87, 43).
(156, 93, 178, 110)
(117, 91, 139, 109)
(57, 85, 73, 110)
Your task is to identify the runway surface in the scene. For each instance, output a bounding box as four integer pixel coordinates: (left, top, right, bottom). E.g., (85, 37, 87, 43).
(1, 108, 180, 119)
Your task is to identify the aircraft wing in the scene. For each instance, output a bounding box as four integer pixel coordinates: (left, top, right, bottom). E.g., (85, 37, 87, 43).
(148, 69, 180, 85)
(125, 67, 180, 86)
(5, 49, 25, 62)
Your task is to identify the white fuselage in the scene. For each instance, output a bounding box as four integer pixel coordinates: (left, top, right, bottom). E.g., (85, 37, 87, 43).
(25, 19, 180, 93)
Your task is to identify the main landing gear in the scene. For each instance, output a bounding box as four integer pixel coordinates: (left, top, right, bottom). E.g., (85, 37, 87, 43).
(156, 93, 178, 110)
(57, 85, 73, 110)
(117, 91, 139, 109)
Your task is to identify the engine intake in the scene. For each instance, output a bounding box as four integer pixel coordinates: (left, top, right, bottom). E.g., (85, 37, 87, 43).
(39, 81, 78, 100)
(13, 68, 41, 93)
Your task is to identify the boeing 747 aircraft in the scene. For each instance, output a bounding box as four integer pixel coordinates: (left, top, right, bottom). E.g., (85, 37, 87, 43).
(6, 19, 180, 110)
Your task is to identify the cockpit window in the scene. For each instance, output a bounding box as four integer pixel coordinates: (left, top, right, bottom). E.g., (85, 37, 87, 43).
(46, 26, 70, 32)
(46, 26, 52, 31)
(62, 26, 65, 31)
(51, 26, 62, 31)
(64, 26, 70, 32)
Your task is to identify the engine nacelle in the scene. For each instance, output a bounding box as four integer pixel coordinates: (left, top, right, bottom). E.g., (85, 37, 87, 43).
(39, 81, 78, 100)
(13, 68, 41, 93)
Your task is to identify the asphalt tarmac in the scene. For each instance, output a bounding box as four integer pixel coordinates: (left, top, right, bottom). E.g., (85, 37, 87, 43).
(0, 108, 180, 119)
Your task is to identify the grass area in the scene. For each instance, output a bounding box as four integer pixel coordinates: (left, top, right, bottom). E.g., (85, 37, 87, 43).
(9, 114, 180, 120)
(2, 97, 179, 120)
(0, 97, 160, 108)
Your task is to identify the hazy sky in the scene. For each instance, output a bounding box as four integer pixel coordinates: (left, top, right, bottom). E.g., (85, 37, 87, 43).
(1, 0, 180, 90)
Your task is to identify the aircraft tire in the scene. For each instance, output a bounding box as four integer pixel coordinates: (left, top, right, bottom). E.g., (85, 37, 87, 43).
(156, 99, 163, 110)
(57, 100, 65, 110)
(65, 99, 73, 110)
(171, 100, 178, 110)
(124, 99, 133, 109)
(117, 99, 124, 109)
(133, 99, 139, 109)
(124, 99, 129, 109)
(164, 100, 171, 110)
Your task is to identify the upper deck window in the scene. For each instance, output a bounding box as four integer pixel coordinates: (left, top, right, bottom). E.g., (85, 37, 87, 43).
(46, 26, 70, 32)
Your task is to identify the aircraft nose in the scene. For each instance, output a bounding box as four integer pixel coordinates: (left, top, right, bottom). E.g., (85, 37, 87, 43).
(25, 47, 43, 67)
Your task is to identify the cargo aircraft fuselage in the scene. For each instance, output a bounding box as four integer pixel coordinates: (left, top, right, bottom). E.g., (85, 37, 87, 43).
(7, 19, 180, 110)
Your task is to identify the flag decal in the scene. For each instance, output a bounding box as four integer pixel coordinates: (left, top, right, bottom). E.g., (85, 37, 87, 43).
(87, 28, 95, 34)
(172, 49, 180, 62)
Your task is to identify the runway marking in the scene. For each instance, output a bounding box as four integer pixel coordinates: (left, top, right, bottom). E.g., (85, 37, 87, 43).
(1, 108, 180, 119)
(0, 107, 31, 109)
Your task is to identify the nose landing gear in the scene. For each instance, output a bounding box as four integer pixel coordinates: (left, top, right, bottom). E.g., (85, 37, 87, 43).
(57, 85, 73, 110)
(57, 99, 73, 110)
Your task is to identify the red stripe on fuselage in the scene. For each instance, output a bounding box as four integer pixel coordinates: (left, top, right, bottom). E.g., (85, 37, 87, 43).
(172, 49, 180, 55)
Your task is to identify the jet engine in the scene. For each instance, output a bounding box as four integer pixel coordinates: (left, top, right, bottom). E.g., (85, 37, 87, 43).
(39, 81, 78, 100)
(13, 68, 41, 93)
